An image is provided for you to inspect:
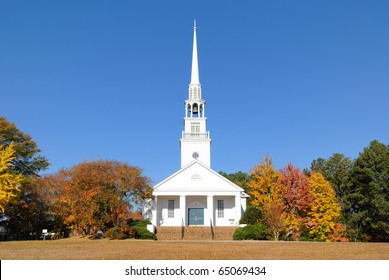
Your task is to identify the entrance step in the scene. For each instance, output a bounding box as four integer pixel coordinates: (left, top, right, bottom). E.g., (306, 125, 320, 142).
(156, 226, 237, 241)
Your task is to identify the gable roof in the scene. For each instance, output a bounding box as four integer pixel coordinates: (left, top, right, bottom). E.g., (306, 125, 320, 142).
(153, 160, 245, 194)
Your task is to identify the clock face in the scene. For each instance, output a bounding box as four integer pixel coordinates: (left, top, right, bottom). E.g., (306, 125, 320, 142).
(192, 152, 199, 159)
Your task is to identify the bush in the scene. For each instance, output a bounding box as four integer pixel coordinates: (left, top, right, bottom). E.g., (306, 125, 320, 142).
(105, 227, 127, 240)
(233, 224, 267, 240)
(131, 226, 156, 240)
(104, 220, 156, 240)
(129, 220, 151, 228)
(127, 220, 156, 240)
(239, 205, 263, 225)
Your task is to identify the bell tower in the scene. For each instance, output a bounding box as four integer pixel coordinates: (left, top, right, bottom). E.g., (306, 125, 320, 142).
(180, 21, 211, 168)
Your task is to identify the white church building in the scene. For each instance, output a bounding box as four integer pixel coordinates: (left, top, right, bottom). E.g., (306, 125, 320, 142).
(146, 22, 248, 230)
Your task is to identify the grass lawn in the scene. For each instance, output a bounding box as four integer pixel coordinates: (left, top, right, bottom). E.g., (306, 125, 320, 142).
(1, 237, 388, 260)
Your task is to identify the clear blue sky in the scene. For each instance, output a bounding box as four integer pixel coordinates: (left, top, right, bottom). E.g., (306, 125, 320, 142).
(1, 1, 388, 184)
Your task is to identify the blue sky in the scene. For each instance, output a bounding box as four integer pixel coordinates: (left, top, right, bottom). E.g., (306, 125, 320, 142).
(1, 0, 388, 184)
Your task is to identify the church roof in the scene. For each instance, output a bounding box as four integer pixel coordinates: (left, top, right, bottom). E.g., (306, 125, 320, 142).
(153, 160, 246, 195)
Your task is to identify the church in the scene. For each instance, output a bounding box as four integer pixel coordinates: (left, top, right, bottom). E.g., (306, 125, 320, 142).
(146, 22, 248, 233)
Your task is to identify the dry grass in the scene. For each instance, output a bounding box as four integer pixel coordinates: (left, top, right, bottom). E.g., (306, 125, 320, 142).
(1, 237, 388, 260)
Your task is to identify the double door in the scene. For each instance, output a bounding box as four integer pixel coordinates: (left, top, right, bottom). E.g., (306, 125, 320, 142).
(188, 208, 204, 225)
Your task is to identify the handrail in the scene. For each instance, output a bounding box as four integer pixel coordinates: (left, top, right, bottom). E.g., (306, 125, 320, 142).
(181, 218, 185, 240)
(210, 219, 214, 240)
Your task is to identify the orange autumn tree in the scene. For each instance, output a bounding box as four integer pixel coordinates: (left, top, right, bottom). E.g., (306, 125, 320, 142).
(59, 160, 152, 235)
(307, 172, 343, 241)
(278, 162, 314, 239)
(262, 202, 286, 241)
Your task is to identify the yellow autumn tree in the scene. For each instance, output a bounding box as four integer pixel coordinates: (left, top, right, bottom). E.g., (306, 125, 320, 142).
(248, 155, 282, 206)
(307, 172, 342, 241)
(248, 155, 287, 240)
(0, 143, 23, 212)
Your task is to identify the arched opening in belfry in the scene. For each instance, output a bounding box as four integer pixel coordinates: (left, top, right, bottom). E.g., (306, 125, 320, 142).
(192, 103, 199, 117)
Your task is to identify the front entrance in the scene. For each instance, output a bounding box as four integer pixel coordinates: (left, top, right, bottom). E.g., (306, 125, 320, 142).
(188, 208, 204, 225)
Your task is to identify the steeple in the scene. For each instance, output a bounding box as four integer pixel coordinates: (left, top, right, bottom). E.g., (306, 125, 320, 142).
(188, 20, 202, 103)
(190, 20, 200, 85)
(181, 21, 211, 168)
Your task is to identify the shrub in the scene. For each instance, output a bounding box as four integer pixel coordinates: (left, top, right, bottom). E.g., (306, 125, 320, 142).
(105, 227, 127, 240)
(127, 220, 156, 240)
(105, 220, 156, 240)
(129, 220, 151, 227)
(233, 224, 267, 240)
(131, 226, 156, 240)
(239, 205, 263, 225)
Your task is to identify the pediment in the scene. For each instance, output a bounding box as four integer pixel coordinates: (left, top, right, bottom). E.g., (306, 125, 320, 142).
(153, 160, 243, 193)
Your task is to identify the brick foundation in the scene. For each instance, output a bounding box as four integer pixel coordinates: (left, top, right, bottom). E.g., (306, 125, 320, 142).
(156, 226, 237, 241)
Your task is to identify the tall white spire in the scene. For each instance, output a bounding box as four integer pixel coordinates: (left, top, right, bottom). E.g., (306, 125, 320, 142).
(181, 20, 211, 168)
(190, 20, 200, 85)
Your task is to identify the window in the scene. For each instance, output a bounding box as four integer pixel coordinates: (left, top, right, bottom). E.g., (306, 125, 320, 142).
(217, 200, 224, 218)
(191, 122, 200, 133)
(191, 174, 201, 180)
(168, 200, 174, 218)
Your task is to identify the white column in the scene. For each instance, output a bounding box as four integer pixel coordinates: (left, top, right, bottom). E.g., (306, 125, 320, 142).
(207, 195, 214, 226)
(180, 195, 186, 226)
(152, 196, 158, 226)
(235, 194, 241, 226)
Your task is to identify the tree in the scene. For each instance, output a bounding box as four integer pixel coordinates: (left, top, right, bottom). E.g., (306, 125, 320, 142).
(5, 176, 52, 239)
(247, 155, 281, 206)
(0, 117, 49, 176)
(306, 172, 342, 241)
(1, 117, 50, 238)
(0, 144, 23, 212)
(311, 153, 353, 219)
(279, 163, 313, 217)
(348, 140, 389, 241)
(219, 171, 252, 202)
(262, 201, 286, 241)
(60, 160, 152, 235)
(278, 162, 314, 239)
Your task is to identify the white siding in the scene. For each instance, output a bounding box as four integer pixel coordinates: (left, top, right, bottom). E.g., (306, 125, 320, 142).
(214, 196, 235, 226)
(157, 196, 181, 226)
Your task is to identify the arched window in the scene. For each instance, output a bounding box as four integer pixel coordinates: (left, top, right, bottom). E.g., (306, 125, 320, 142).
(191, 174, 202, 181)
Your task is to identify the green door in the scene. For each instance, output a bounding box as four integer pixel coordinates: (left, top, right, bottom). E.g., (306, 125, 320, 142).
(188, 208, 204, 225)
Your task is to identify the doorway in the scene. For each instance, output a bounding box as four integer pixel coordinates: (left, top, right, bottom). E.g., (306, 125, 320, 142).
(188, 208, 204, 225)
